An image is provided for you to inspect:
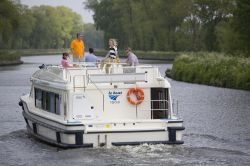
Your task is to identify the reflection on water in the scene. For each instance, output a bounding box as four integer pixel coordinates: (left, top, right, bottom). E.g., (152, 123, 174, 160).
(0, 55, 250, 165)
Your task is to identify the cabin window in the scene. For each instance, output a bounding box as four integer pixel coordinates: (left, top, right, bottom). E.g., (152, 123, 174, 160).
(35, 88, 42, 108)
(55, 94, 61, 115)
(42, 91, 49, 111)
(34, 88, 61, 115)
(49, 92, 56, 114)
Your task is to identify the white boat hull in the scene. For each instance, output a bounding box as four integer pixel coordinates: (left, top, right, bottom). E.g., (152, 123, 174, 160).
(21, 100, 184, 148)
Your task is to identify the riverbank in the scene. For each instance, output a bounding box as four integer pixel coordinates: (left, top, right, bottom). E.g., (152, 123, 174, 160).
(0, 49, 70, 66)
(18, 49, 180, 60)
(0, 49, 179, 66)
(167, 53, 250, 91)
(0, 51, 23, 66)
(19, 49, 70, 56)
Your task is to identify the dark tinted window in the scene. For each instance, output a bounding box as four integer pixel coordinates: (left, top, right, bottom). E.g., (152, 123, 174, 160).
(34, 88, 61, 115)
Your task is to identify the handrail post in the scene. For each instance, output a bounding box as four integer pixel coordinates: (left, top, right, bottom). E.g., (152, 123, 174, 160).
(177, 100, 179, 116)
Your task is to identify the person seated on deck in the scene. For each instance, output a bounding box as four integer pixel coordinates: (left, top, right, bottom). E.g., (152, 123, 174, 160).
(85, 48, 98, 63)
(125, 47, 139, 66)
(61, 52, 78, 68)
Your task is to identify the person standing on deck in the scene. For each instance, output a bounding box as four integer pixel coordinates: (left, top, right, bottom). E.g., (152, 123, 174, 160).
(101, 39, 119, 73)
(70, 33, 85, 62)
(102, 38, 119, 62)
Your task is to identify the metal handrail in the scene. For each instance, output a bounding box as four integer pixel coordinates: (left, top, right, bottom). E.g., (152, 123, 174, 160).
(133, 99, 169, 119)
(172, 99, 179, 116)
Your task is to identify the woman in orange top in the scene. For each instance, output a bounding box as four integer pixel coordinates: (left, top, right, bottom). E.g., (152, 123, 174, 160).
(70, 33, 85, 62)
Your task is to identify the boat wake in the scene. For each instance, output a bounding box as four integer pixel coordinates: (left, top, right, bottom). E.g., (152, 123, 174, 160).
(0, 130, 250, 166)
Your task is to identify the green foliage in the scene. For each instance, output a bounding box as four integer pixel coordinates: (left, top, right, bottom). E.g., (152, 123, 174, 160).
(85, 0, 192, 51)
(0, 0, 20, 48)
(28, 5, 84, 49)
(83, 23, 104, 49)
(215, 0, 250, 56)
(1, 0, 249, 59)
(170, 53, 250, 90)
(191, 0, 235, 51)
(85, 0, 247, 54)
(0, 1, 103, 50)
(231, 0, 250, 54)
(85, 0, 249, 57)
(0, 50, 21, 62)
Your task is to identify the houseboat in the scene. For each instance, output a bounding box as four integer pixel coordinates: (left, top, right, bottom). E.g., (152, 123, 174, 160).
(19, 62, 185, 148)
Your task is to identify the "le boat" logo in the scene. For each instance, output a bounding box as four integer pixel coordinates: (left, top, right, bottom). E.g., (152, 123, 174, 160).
(108, 91, 122, 104)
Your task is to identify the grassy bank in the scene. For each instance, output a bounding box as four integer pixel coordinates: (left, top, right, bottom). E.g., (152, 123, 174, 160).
(0, 49, 70, 66)
(18, 49, 70, 56)
(0, 51, 23, 66)
(0, 48, 179, 66)
(168, 53, 250, 90)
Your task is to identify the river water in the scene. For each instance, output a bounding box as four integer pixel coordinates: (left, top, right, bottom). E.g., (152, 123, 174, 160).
(0, 55, 250, 166)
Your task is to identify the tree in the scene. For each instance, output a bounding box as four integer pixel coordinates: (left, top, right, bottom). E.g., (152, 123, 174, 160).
(85, 0, 250, 54)
(189, 0, 235, 51)
(83, 23, 104, 49)
(13, 5, 35, 48)
(232, 0, 250, 54)
(0, 0, 20, 48)
(29, 5, 84, 49)
(85, 0, 193, 51)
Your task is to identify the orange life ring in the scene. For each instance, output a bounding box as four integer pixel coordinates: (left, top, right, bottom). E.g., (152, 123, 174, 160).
(127, 87, 144, 105)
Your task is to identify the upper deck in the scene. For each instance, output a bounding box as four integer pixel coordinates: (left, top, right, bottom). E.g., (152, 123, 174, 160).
(31, 62, 170, 90)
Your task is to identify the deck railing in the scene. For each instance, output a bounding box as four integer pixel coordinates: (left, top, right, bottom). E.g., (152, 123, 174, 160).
(138, 99, 169, 119)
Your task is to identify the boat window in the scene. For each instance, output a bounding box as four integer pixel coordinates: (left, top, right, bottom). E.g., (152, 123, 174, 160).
(34, 88, 61, 115)
(35, 88, 42, 108)
(55, 94, 61, 115)
(49, 93, 56, 114)
(43, 91, 50, 111)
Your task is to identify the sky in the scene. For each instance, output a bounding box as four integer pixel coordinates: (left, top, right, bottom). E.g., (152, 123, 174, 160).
(20, 0, 94, 23)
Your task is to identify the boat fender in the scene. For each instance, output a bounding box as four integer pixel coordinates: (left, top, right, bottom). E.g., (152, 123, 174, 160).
(18, 100, 24, 111)
(18, 101, 23, 107)
(127, 87, 144, 105)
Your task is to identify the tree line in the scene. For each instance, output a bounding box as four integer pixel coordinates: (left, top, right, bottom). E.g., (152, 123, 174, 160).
(0, 0, 104, 49)
(85, 0, 250, 56)
(1, 0, 249, 56)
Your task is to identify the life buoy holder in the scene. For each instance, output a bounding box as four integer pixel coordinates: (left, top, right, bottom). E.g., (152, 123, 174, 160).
(127, 87, 144, 105)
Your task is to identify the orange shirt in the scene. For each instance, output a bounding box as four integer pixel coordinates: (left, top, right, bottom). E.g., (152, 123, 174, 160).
(70, 39, 85, 58)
